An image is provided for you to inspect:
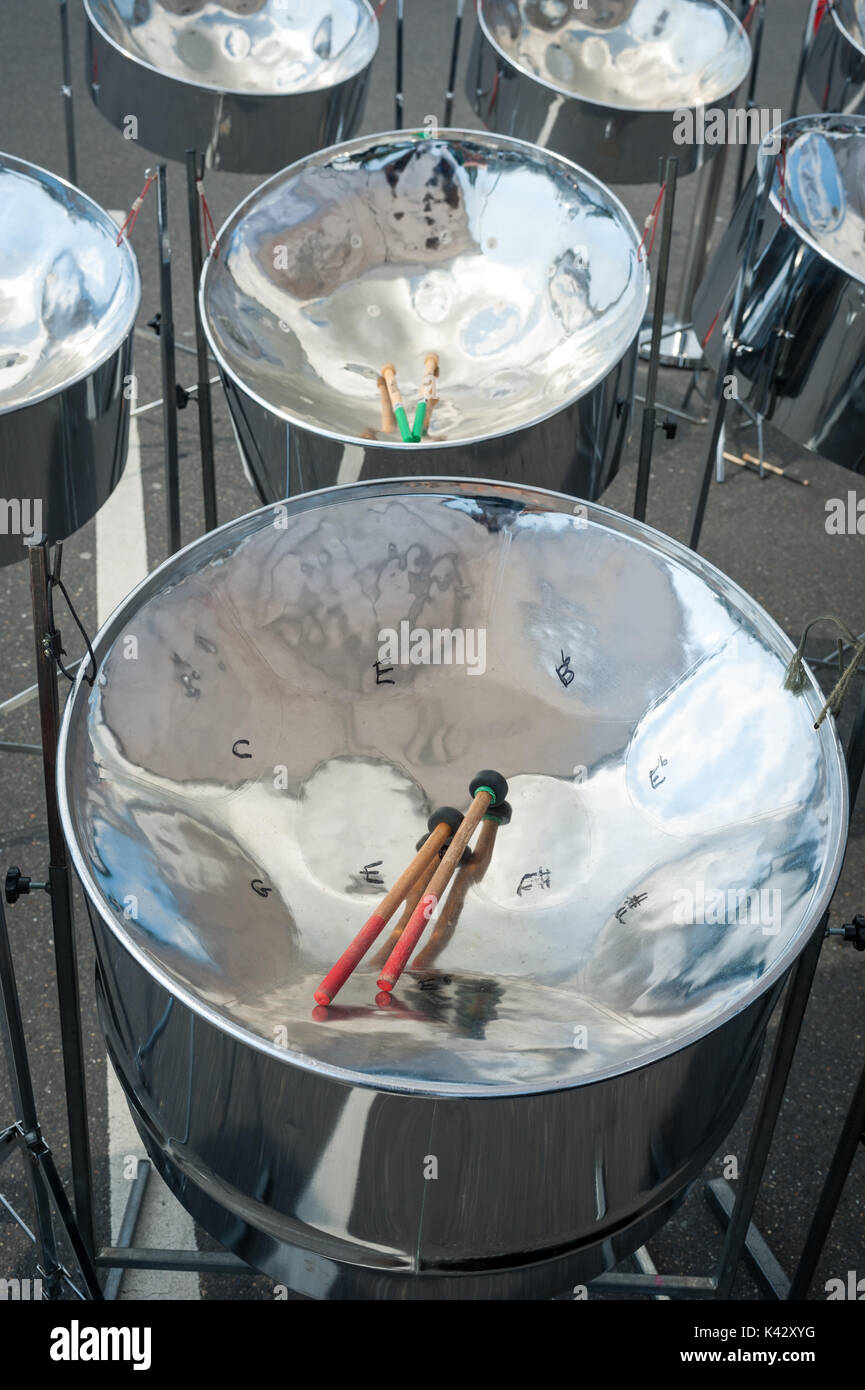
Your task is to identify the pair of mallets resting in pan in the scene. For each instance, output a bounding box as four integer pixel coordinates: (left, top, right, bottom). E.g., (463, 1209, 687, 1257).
(378, 353, 439, 443)
(314, 771, 510, 1006)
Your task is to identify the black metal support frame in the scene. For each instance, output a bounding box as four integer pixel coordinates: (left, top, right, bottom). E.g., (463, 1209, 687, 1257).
(185, 150, 219, 535)
(58, 0, 77, 187)
(634, 157, 679, 524)
(156, 166, 182, 557)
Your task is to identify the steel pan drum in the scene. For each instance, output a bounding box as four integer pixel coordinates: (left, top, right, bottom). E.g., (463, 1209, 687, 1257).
(201, 131, 649, 503)
(693, 114, 865, 474)
(0, 155, 140, 570)
(468, 0, 751, 183)
(805, 1, 865, 114)
(84, 0, 378, 172)
(58, 478, 848, 1299)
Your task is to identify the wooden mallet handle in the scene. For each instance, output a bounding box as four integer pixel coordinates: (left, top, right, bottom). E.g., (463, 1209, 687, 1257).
(313, 820, 451, 1006)
(377, 788, 492, 993)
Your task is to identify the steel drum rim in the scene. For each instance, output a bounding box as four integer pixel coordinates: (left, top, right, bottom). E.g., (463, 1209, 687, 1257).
(474, 0, 751, 116)
(83, 0, 380, 100)
(57, 475, 850, 1099)
(199, 127, 651, 450)
(828, 0, 865, 56)
(0, 152, 141, 418)
(758, 113, 865, 289)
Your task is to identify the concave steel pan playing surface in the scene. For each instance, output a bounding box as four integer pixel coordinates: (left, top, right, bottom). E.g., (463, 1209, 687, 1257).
(468, 0, 752, 183)
(201, 130, 649, 504)
(84, 0, 378, 173)
(693, 114, 865, 475)
(0, 154, 140, 570)
(58, 478, 848, 1299)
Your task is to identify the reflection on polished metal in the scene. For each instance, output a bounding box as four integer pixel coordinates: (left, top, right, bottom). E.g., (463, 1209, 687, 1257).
(84, 0, 378, 173)
(693, 114, 865, 475)
(467, 0, 751, 183)
(804, 0, 865, 115)
(58, 478, 848, 1299)
(201, 130, 649, 503)
(0, 154, 140, 570)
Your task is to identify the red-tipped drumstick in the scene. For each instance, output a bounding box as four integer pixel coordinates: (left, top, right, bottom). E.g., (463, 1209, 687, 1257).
(313, 808, 463, 1006)
(377, 771, 508, 994)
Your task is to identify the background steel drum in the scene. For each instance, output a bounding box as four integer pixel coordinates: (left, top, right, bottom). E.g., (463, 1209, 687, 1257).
(0, 154, 140, 570)
(58, 478, 848, 1300)
(805, 0, 865, 114)
(201, 130, 649, 503)
(468, 0, 752, 182)
(693, 114, 865, 474)
(84, 0, 378, 173)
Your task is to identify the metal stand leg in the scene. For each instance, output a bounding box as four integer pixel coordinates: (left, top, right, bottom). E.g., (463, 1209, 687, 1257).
(639, 150, 727, 370)
(791, 0, 822, 116)
(689, 135, 774, 551)
(788, 1051, 865, 1300)
(156, 166, 182, 557)
(58, 0, 77, 186)
(185, 150, 218, 535)
(708, 917, 827, 1297)
(444, 2, 464, 126)
(28, 540, 95, 1256)
(634, 157, 678, 523)
(395, 0, 405, 130)
(0, 890, 102, 1299)
(732, 0, 767, 207)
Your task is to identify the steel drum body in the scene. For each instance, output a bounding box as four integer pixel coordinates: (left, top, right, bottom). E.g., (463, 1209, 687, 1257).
(202, 131, 649, 504)
(84, 0, 378, 173)
(805, 1, 865, 115)
(58, 479, 848, 1299)
(0, 155, 140, 570)
(693, 115, 865, 475)
(467, 0, 752, 183)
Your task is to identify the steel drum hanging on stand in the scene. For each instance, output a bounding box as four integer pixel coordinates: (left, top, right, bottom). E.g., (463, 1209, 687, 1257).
(0, 155, 141, 570)
(466, 0, 752, 183)
(804, 1, 865, 114)
(83, 0, 379, 172)
(693, 113, 865, 475)
(57, 476, 848, 1299)
(200, 129, 650, 503)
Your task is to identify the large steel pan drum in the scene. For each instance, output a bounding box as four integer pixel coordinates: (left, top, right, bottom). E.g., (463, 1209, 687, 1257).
(58, 478, 848, 1299)
(201, 131, 649, 503)
(0, 155, 140, 570)
(693, 114, 865, 475)
(84, 0, 378, 173)
(805, 1, 865, 114)
(468, 0, 751, 182)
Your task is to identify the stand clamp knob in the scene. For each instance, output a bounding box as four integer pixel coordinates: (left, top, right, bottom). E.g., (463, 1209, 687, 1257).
(827, 914, 865, 951)
(4, 867, 49, 905)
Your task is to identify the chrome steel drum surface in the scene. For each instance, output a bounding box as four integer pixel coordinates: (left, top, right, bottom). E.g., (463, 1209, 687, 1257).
(202, 131, 648, 502)
(694, 114, 865, 474)
(806, 0, 865, 114)
(58, 479, 848, 1298)
(84, 0, 377, 171)
(469, 0, 751, 182)
(0, 155, 140, 568)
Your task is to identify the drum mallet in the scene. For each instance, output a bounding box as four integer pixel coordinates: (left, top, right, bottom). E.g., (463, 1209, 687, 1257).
(411, 799, 511, 971)
(411, 353, 439, 439)
(313, 807, 464, 1006)
(372, 824, 474, 966)
(381, 364, 415, 443)
(377, 770, 508, 994)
